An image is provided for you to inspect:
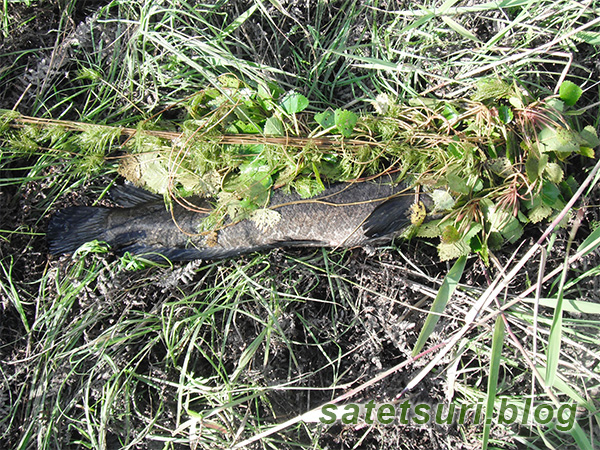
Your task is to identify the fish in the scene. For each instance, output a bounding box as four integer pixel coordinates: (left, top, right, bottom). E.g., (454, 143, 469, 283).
(47, 180, 432, 261)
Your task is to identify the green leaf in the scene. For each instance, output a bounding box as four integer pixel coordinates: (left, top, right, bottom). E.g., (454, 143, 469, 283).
(559, 80, 582, 106)
(528, 204, 552, 223)
(544, 162, 563, 183)
(500, 215, 523, 243)
(280, 92, 309, 114)
(292, 177, 325, 199)
(334, 109, 358, 138)
(575, 30, 600, 45)
(314, 109, 335, 128)
(580, 125, 600, 148)
(447, 172, 470, 195)
(431, 190, 455, 211)
(437, 223, 482, 261)
(442, 103, 459, 121)
(412, 256, 466, 356)
(264, 117, 284, 136)
(541, 180, 561, 207)
(497, 105, 513, 124)
(538, 126, 579, 154)
(578, 223, 600, 258)
(482, 316, 505, 450)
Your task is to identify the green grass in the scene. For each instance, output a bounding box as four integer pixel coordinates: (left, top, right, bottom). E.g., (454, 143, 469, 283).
(1, 0, 600, 449)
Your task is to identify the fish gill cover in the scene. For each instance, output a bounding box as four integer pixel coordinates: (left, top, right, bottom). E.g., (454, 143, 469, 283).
(1, 76, 597, 261)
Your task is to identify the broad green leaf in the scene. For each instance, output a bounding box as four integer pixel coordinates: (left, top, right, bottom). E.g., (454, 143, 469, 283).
(544, 162, 563, 183)
(559, 80, 582, 106)
(488, 157, 514, 178)
(580, 125, 600, 148)
(528, 204, 552, 223)
(472, 78, 513, 101)
(441, 225, 461, 244)
(447, 172, 470, 194)
(412, 256, 466, 356)
(292, 177, 325, 199)
(281, 92, 309, 114)
(482, 316, 505, 450)
(264, 117, 284, 136)
(217, 74, 242, 89)
(541, 180, 561, 207)
(334, 109, 358, 138)
(431, 189, 455, 211)
(538, 126, 579, 153)
(437, 223, 482, 261)
(442, 103, 459, 121)
(314, 109, 335, 128)
(497, 105, 513, 124)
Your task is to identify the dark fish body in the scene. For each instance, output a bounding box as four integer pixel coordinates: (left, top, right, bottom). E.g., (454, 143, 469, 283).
(48, 181, 429, 261)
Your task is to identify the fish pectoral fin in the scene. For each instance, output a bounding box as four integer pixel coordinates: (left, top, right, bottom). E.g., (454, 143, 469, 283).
(363, 195, 413, 238)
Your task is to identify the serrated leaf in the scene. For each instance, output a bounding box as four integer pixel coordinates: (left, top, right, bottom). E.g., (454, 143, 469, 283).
(441, 225, 461, 244)
(334, 109, 358, 138)
(218, 74, 242, 88)
(437, 223, 482, 261)
(538, 126, 579, 153)
(264, 117, 284, 136)
(431, 190, 455, 211)
(544, 162, 563, 183)
(314, 109, 335, 128)
(438, 241, 470, 261)
(579, 146, 595, 158)
(488, 157, 514, 178)
(559, 80, 582, 106)
(472, 78, 513, 101)
(416, 220, 442, 238)
(528, 204, 553, 223)
(281, 91, 309, 114)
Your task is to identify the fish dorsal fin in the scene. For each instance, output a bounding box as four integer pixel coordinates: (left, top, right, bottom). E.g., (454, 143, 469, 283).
(110, 184, 163, 208)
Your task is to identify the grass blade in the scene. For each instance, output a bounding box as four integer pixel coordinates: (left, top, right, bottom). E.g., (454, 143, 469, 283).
(412, 255, 466, 356)
(482, 316, 505, 450)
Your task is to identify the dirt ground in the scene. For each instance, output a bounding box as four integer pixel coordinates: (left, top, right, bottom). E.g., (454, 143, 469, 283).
(1, 1, 599, 449)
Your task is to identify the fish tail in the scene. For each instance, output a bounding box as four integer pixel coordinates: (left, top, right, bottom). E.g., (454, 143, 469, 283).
(47, 207, 110, 255)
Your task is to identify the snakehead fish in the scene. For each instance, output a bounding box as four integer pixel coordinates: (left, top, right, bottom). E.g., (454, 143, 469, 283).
(47, 181, 430, 261)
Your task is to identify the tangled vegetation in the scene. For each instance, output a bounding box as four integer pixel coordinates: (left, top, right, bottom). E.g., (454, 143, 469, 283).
(2, 76, 596, 260)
